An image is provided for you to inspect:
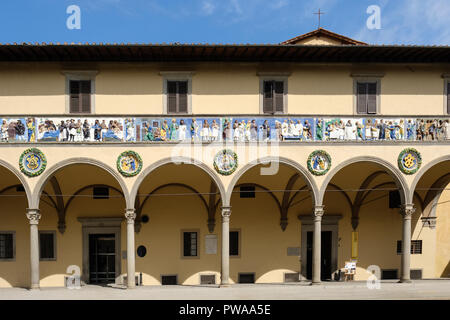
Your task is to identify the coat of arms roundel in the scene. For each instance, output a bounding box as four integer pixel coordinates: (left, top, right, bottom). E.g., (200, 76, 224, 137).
(117, 151, 143, 177)
(307, 150, 331, 176)
(19, 148, 47, 177)
(213, 149, 238, 176)
(398, 148, 422, 175)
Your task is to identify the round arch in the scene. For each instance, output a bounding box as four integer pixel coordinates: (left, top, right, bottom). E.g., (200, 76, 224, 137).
(32, 157, 131, 209)
(0, 159, 32, 207)
(130, 156, 226, 208)
(319, 156, 410, 205)
(225, 156, 319, 207)
(410, 155, 450, 202)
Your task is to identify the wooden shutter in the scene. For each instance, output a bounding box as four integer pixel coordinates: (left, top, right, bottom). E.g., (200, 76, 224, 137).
(167, 81, 177, 113)
(263, 81, 274, 114)
(69, 80, 80, 113)
(274, 81, 284, 113)
(178, 81, 188, 113)
(356, 82, 367, 114)
(367, 82, 377, 114)
(80, 80, 91, 113)
(447, 82, 450, 114)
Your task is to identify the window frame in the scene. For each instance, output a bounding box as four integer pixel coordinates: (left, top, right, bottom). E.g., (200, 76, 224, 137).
(396, 240, 422, 255)
(161, 72, 194, 115)
(180, 229, 200, 259)
(229, 229, 241, 258)
(64, 71, 97, 114)
(351, 74, 383, 115)
(443, 74, 450, 115)
(258, 72, 290, 115)
(0, 231, 16, 262)
(39, 230, 57, 261)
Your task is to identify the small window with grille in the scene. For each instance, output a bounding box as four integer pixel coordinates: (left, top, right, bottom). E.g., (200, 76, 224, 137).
(39, 231, 56, 261)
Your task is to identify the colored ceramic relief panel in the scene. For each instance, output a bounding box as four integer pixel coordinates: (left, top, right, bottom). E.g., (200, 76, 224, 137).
(117, 151, 143, 177)
(307, 150, 332, 176)
(136, 117, 221, 142)
(323, 118, 365, 141)
(213, 149, 238, 176)
(19, 148, 47, 177)
(36, 117, 128, 142)
(1, 117, 36, 142)
(398, 148, 422, 175)
(415, 118, 450, 141)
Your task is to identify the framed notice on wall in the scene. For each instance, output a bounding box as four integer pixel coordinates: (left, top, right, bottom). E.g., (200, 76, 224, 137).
(351, 231, 358, 260)
(205, 235, 217, 254)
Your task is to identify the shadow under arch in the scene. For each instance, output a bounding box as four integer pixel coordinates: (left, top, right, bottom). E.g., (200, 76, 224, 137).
(31, 157, 131, 209)
(410, 155, 450, 202)
(0, 159, 32, 207)
(225, 156, 319, 207)
(130, 156, 226, 208)
(318, 156, 410, 206)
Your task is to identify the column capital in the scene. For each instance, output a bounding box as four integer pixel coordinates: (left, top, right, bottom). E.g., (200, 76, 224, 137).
(400, 204, 415, 218)
(26, 208, 41, 225)
(313, 205, 325, 217)
(221, 206, 232, 218)
(125, 208, 136, 223)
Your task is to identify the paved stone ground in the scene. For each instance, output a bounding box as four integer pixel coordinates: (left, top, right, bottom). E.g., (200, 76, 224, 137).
(0, 280, 449, 300)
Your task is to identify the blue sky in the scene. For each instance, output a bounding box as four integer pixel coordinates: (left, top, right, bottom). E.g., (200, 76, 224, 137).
(0, 0, 449, 45)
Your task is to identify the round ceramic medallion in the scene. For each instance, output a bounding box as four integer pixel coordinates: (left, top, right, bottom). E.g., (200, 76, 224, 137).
(213, 149, 238, 176)
(117, 151, 143, 177)
(307, 150, 331, 176)
(19, 148, 47, 177)
(398, 148, 421, 175)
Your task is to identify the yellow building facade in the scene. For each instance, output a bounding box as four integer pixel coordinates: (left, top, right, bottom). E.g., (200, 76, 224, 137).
(0, 29, 449, 289)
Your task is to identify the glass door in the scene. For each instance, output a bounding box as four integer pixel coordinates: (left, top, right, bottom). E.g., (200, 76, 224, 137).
(89, 234, 116, 284)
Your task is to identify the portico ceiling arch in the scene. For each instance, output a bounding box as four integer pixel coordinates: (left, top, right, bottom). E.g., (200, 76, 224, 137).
(31, 157, 131, 209)
(0, 159, 32, 208)
(129, 156, 226, 209)
(319, 156, 410, 206)
(225, 156, 319, 207)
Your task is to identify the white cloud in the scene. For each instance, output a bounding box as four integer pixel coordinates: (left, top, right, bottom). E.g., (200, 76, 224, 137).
(230, 0, 243, 15)
(201, 1, 216, 16)
(354, 0, 450, 45)
(270, 0, 289, 10)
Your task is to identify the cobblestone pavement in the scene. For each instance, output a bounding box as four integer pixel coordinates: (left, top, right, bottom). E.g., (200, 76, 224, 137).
(0, 280, 449, 300)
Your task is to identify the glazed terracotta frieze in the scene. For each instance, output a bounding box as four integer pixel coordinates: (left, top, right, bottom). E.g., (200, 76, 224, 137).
(0, 116, 449, 143)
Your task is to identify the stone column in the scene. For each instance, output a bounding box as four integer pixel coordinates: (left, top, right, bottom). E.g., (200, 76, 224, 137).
(125, 208, 136, 289)
(400, 204, 415, 283)
(221, 206, 231, 286)
(27, 209, 41, 290)
(312, 205, 324, 285)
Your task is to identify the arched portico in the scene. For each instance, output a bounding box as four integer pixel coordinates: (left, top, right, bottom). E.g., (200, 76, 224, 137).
(0, 159, 32, 207)
(319, 156, 413, 283)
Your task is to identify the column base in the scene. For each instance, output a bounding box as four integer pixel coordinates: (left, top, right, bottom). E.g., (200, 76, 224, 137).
(398, 279, 412, 284)
(310, 281, 321, 286)
(30, 284, 40, 290)
(219, 283, 231, 288)
(127, 285, 136, 289)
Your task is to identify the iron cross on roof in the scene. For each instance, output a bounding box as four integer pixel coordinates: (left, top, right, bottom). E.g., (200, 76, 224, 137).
(313, 9, 325, 28)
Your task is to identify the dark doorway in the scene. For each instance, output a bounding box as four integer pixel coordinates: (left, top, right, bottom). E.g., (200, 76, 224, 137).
(89, 234, 116, 284)
(306, 231, 333, 281)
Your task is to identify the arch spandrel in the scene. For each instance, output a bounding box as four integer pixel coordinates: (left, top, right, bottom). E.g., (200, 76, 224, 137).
(0, 159, 32, 208)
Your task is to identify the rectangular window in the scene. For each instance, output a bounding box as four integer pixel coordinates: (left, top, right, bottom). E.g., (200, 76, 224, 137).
(69, 80, 91, 113)
(447, 81, 450, 114)
(230, 231, 239, 256)
(356, 82, 377, 114)
(240, 186, 255, 198)
(397, 240, 422, 255)
(93, 187, 109, 199)
(167, 80, 188, 114)
(263, 80, 284, 114)
(39, 231, 56, 260)
(0, 233, 14, 260)
(183, 231, 198, 257)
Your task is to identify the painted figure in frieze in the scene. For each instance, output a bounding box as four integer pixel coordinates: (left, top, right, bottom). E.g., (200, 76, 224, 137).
(169, 118, 178, 141)
(356, 122, 363, 140)
(281, 120, 288, 140)
(201, 120, 210, 142)
(398, 120, 404, 140)
(211, 120, 220, 141)
(1, 120, 8, 142)
(15, 120, 26, 141)
(315, 119, 323, 141)
(377, 119, 386, 140)
(233, 120, 239, 141)
(178, 119, 187, 141)
(191, 118, 199, 142)
(250, 119, 257, 141)
(82, 119, 90, 141)
(27, 118, 35, 142)
(365, 119, 372, 140)
(262, 120, 271, 141)
(406, 120, 415, 140)
(344, 120, 355, 140)
(100, 120, 107, 141)
(238, 120, 245, 142)
(275, 121, 282, 141)
(444, 120, 450, 140)
(303, 120, 312, 141)
(161, 120, 169, 141)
